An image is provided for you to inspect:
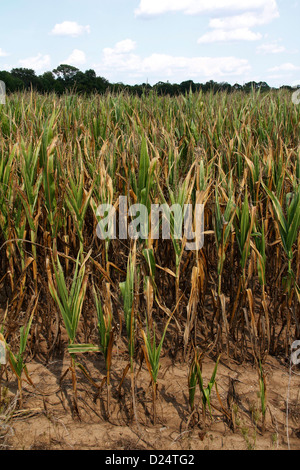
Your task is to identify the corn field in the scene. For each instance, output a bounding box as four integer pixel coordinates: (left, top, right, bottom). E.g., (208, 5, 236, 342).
(0, 88, 299, 425)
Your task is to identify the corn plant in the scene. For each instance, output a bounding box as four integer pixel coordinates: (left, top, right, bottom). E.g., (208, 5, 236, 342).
(263, 183, 300, 296)
(140, 315, 173, 424)
(263, 183, 300, 350)
(0, 308, 8, 410)
(3, 306, 36, 408)
(64, 160, 94, 253)
(41, 116, 62, 251)
(188, 358, 198, 415)
(251, 219, 270, 353)
(231, 190, 256, 327)
(155, 164, 195, 306)
(89, 156, 114, 274)
(17, 139, 43, 295)
(258, 360, 267, 433)
(214, 183, 236, 296)
(93, 282, 114, 417)
(119, 244, 137, 416)
(192, 352, 221, 421)
(46, 250, 91, 415)
(0, 145, 17, 291)
(119, 246, 136, 371)
(142, 248, 156, 280)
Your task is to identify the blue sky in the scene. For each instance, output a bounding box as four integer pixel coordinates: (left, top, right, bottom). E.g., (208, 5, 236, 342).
(0, 0, 299, 87)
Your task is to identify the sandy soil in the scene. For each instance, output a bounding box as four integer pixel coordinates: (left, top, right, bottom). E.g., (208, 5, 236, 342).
(1, 343, 299, 451)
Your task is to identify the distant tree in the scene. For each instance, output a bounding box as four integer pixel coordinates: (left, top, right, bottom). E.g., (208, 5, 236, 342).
(243, 81, 270, 92)
(72, 69, 108, 94)
(52, 64, 79, 82)
(95, 75, 109, 94)
(0, 65, 278, 97)
(280, 85, 293, 91)
(219, 82, 232, 92)
(0, 70, 24, 92)
(257, 81, 270, 91)
(72, 71, 87, 92)
(203, 80, 219, 92)
(180, 80, 196, 94)
(85, 69, 96, 80)
(154, 81, 178, 96)
(39, 71, 56, 93)
(111, 82, 126, 93)
(11, 68, 39, 89)
(132, 83, 152, 96)
(233, 83, 243, 91)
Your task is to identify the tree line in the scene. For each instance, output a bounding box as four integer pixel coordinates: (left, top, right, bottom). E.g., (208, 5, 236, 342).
(0, 63, 294, 96)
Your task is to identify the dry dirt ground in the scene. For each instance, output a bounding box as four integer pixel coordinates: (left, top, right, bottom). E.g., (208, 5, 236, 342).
(0, 346, 299, 451)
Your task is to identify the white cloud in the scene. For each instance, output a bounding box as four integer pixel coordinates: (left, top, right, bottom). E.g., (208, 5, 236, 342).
(268, 63, 300, 72)
(102, 40, 139, 71)
(208, 5, 279, 30)
(51, 21, 90, 37)
(135, 0, 279, 18)
(112, 39, 137, 54)
(0, 48, 9, 57)
(257, 42, 286, 54)
(141, 54, 251, 77)
(65, 49, 87, 66)
(197, 1, 278, 44)
(96, 39, 251, 84)
(19, 53, 51, 71)
(102, 39, 137, 64)
(198, 28, 262, 44)
(136, 0, 279, 45)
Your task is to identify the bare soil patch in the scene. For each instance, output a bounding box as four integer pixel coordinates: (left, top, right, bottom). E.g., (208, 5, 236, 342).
(1, 345, 299, 451)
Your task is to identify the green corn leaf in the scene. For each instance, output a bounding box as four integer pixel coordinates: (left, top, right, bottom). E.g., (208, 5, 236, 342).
(262, 182, 288, 238)
(286, 193, 300, 256)
(142, 248, 156, 279)
(138, 136, 150, 199)
(207, 355, 221, 394)
(68, 344, 101, 355)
